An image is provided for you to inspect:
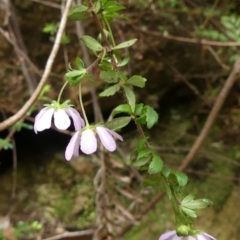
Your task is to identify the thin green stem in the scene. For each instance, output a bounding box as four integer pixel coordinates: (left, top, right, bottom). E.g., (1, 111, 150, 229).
(57, 81, 69, 103)
(102, 14, 116, 47)
(79, 83, 89, 126)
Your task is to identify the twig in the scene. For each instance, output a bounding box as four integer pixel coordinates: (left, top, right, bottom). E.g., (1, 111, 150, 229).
(136, 28, 240, 47)
(207, 45, 230, 71)
(179, 58, 240, 171)
(42, 229, 93, 240)
(0, 0, 74, 131)
(31, 0, 61, 9)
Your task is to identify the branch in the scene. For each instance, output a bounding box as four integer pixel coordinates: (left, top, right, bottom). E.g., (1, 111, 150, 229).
(0, 0, 74, 131)
(136, 28, 240, 47)
(179, 58, 240, 171)
(42, 229, 93, 240)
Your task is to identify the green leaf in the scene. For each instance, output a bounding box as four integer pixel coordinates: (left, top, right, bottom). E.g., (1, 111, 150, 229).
(0, 138, 13, 150)
(100, 71, 118, 83)
(133, 156, 151, 167)
(171, 171, 188, 187)
(137, 137, 149, 150)
(148, 155, 163, 174)
(146, 106, 159, 129)
(135, 115, 146, 125)
(137, 149, 154, 160)
(143, 176, 162, 187)
(122, 85, 135, 112)
(135, 103, 144, 116)
(181, 194, 195, 205)
(182, 199, 213, 210)
(113, 39, 137, 50)
(80, 36, 103, 52)
(65, 70, 86, 78)
(118, 55, 130, 67)
(94, 0, 101, 13)
(163, 179, 172, 199)
(112, 104, 132, 116)
(75, 57, 85, 69)
(68, 4, 90, 20)
(181, 206, 197, 218)
(99, 84, 120, 97)
(127, 75, 147, 88)
(162, 168, 171, 178)
(104, 116, 131, 130)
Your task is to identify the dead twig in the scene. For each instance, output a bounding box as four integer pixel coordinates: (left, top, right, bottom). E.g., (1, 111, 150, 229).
(137, 28, 240, 47)
(42, 229, 93, 240)
(0, 0, 74, 131)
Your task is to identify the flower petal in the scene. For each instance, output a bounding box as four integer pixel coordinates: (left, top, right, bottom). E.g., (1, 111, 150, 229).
(202, 233, 216, 240)
(96, 126, 117, 152)
(81, 129, 97, 154)
(66, 107, 85, 131)
(54, 109, 71, 130)
(65, 132, 80, 161)
(105, 128, 123, 141)
(159, 231, 177, 240)
(187, 237, 196, 240)
(34, 108, 54, 133)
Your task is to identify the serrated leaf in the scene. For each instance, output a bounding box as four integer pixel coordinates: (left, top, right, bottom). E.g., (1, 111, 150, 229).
(181, 206, 197, 218)
(148, 155, 163, 174)
(181, 194, 195, 205)
(104, 116, 131, 131)
(146, 106, 159, 129)
(112, 104, 132, 116)
(80, 36, 103, 52)
(100, 71, 118, 83)
(99, 84, 120, 97)
(183, 199, 213, 209)
(137, 149, 154, 160)
(133, 156, 151, 167)
(127, 75, 147, 88)
(171, 171, 188, 187)
(68, 4, 90, 20)
(113, 39, 137, 50)
(122, 85, 135, 112)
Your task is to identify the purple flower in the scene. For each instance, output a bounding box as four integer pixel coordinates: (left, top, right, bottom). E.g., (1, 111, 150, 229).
(159, 231, 216, 240)
(65, 126, 123, 160)
(34, 106, 84, 133)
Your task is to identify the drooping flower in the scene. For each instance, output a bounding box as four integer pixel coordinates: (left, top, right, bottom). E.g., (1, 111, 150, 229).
(159, 230, 216, 240)
(34, 103, 84, 133)
(65, 126, 123, 160)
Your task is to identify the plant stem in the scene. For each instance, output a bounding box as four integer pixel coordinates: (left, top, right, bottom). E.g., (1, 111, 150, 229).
(57, 81, 68, 103)
(79, 83, 89, 126)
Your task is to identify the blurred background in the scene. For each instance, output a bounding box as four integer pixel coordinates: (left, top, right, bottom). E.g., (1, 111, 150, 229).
(0, 0, 240, 239)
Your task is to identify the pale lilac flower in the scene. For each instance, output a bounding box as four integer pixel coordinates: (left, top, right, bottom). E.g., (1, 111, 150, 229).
(159, 231, 216, 240)
(65, 126, 123, 160)
(34, 106, 84, 133)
